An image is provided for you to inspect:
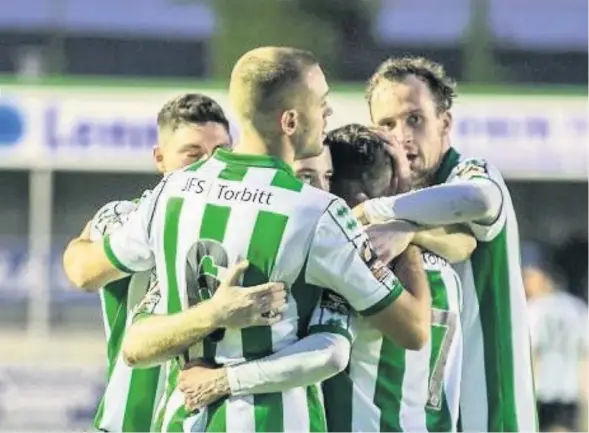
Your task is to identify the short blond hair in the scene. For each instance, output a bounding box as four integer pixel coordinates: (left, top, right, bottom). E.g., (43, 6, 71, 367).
(229, 47, 318, 124)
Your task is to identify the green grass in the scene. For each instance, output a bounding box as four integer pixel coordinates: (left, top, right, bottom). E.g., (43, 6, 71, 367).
(0, 74, 586, 95)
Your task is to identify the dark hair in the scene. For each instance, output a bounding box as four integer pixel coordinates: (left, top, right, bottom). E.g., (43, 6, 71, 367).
(366, 56, 457, 114)
(230, 47, 318, 120)
(325, 124, 393, 204)
(157, 93, 230, 133)
(325, 124, 389, 175)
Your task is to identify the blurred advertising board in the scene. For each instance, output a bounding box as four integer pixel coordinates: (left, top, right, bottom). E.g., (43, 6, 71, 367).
(0, 84, 586, 179)
(0, 330, 106, 432)
(0, 241, 92, 303)
(0, 362, 104, 431)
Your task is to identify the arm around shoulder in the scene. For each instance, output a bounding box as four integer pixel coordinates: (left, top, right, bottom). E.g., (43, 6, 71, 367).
(306, 199, 430, 350)
(123, 261, 288, 368)
(122, 300, 223, 368)
(63, 226, 130, 292)
(363, 245, 431, 350)
(412, 224, 477, 263)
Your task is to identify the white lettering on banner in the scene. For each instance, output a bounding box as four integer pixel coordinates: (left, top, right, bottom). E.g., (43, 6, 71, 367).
(0, 87, 586, 178)
(44, 106, 157, 150)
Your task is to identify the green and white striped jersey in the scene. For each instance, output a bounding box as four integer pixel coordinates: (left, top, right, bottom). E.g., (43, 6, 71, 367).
(89, 197, 167, 432)
(104, 148, 403, 432)
(314, 251, 463, 432)
(433, 148, 537, 432)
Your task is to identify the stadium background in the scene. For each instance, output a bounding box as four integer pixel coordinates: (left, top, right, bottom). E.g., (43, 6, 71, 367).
(0, 0, 586, 430)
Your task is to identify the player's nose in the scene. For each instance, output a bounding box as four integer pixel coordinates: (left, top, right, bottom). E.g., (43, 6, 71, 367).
(390, 129, 412, 146)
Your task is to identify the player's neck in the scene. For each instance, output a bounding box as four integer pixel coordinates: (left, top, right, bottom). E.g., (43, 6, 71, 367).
(233, 132, 295, 166)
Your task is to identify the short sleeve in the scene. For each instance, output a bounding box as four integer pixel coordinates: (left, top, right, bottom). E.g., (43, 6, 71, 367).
(306, 198, 403, 316)
(446, 158, 507, 242)
(103, 182, 164, 273)
(308, 290, 357, 343)
(89, 200, 138, 242)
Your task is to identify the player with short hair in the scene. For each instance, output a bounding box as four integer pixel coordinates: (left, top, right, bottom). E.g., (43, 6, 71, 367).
(355, 56, 537, 431)
(65, 93, 282, 432)
(175, 126, 474, 432)
(293, 145, 333, 191)
(319, 124, 470, 432)
(63, 46, 431, 432)
(154, 93, 232, 173)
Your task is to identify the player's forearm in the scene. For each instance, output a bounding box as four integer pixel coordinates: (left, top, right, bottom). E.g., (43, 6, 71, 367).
(63, 237, 127, 292)
(369, 245, 431, 350)
(391, 245, 431, 348)
(226, 333, 350, 396)
(362, 180, 502, 225)
(122, 301, 224, 368)
(412, 224, 477, 264)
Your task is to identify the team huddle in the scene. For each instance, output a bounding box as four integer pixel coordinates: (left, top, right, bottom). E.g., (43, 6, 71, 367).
(63, 48, 537, 432)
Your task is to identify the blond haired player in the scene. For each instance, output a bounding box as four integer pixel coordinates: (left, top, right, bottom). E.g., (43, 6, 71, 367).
(63, 47, 430, 432)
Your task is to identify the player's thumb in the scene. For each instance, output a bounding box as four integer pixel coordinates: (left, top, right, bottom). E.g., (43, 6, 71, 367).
(225, 260, 249, 286)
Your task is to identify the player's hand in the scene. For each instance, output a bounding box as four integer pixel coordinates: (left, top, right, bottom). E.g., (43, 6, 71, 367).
(352, 202, 369, 225)
(370, 127, 412, 195)
(365, 220, 418, 264)
(178, 360, 230, 412)
(210, 260, 288, 329)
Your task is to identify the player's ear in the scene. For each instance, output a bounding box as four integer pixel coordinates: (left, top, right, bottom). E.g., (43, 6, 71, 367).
(280, 110, 298, 136)
(440, 111, 452, 137)
(355, 192, 369, 204)
(153, 145, 166, 174)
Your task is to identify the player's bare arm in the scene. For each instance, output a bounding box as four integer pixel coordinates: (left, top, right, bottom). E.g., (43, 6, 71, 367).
(63, 221, 129, 292)
(122, 260, 288, 368)
(65, 199, 143, 293)
(364, 220, 475, 264)
(367, 244, 431, 349)
(412, 224, 476, 263)
(307, 199, 430, 350)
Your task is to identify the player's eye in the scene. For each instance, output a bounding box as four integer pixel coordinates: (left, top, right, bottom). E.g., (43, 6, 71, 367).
(186, 152, 204, 160)
(407, 114, 421, 126)
(380, 121, 395, 130)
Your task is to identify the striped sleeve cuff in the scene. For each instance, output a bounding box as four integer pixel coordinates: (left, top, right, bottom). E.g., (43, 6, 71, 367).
(103, 235, 134, 274)
(307, 324, 353, 344)
(358, 280, 403, 317)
